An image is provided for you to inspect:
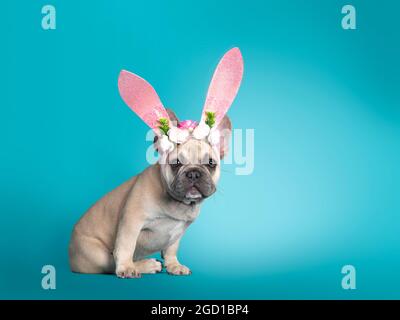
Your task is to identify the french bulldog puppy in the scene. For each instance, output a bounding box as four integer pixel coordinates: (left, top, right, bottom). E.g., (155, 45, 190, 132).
(68, 110, 232, 278)
(69, 47, 243, 278)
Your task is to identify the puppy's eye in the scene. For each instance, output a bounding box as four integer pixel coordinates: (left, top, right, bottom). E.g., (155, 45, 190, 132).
(208, 158, 217, 168)
(170, 159, 182, 169)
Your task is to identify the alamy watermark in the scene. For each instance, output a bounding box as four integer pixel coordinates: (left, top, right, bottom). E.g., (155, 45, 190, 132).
(145, 128, 255, 176)
(41, 5, 56, 30)
(341, 5, 356, 30)
(41, 265, 56, 290)
(341, 265, 356, 290)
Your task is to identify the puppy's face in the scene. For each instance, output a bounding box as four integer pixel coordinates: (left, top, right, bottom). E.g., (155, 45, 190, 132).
(160, 139, 221, 204)
(157, 110, 232, 205)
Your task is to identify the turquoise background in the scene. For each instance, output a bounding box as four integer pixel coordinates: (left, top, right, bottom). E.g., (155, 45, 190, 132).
(1, 0, 399, 299)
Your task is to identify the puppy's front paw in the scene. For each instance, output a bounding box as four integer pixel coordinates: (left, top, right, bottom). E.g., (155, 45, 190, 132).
(115, 262, 141, 279)
(166, 263, 191, 276)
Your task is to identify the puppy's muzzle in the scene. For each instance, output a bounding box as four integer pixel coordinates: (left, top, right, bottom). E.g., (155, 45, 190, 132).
(185, 169, 201, 184)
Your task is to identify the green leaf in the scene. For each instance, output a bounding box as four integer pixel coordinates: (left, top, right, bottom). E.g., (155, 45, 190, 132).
(158, 118, 170, 135)
(205, 111, 216, 128)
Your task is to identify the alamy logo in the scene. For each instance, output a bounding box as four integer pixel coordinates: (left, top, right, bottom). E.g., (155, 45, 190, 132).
(341, 5, 356, 30)
(341, 265, 356, 290)
(41, 5, 56, 30)
(145, 128, 255, 176)
(41, 265, 56, 290)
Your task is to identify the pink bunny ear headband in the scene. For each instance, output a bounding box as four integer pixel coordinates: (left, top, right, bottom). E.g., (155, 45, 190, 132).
(118, 47, 244, 155)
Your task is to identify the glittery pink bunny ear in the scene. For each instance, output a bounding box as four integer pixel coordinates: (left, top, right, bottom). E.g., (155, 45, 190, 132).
(118, 70, 170, 135)
(201, 47, 244, 127)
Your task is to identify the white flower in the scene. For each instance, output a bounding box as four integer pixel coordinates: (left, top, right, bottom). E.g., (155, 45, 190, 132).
(192, 122, 210, 140)
(158, 135, 174, 154)
(168, 126, 189, 144)
(208, 128, 220, 146)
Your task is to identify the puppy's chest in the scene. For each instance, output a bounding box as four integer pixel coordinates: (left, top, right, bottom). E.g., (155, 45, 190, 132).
(142, 217, 188, 249)
(149, 216, 186, 234)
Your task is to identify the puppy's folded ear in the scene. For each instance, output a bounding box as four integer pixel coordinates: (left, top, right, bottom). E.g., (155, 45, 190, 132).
(216, 115, 232, 159)
(166, 108, 179, 126)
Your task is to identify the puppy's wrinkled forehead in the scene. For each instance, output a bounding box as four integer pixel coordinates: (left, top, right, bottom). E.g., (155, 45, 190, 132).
(169, 139, 218, 164)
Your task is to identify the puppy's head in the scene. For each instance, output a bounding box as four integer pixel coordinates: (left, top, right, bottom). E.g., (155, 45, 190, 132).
(118, 47, 242, 205)
(158, 109, 231, 205)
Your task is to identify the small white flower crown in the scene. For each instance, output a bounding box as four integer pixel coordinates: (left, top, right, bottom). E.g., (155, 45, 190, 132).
(118, 48, 244, 155)
(156, 113, 220, 154)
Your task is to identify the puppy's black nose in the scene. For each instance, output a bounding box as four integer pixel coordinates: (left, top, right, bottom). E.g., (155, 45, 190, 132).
(186, 170, 201, 182)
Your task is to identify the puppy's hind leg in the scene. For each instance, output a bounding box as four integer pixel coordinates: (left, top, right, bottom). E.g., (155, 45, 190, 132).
(134, 259, 162, 274)
(69, 233, 115, 274)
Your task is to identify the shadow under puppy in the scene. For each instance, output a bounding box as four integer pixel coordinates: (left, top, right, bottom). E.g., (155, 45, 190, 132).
(68, 48, 244, 278)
